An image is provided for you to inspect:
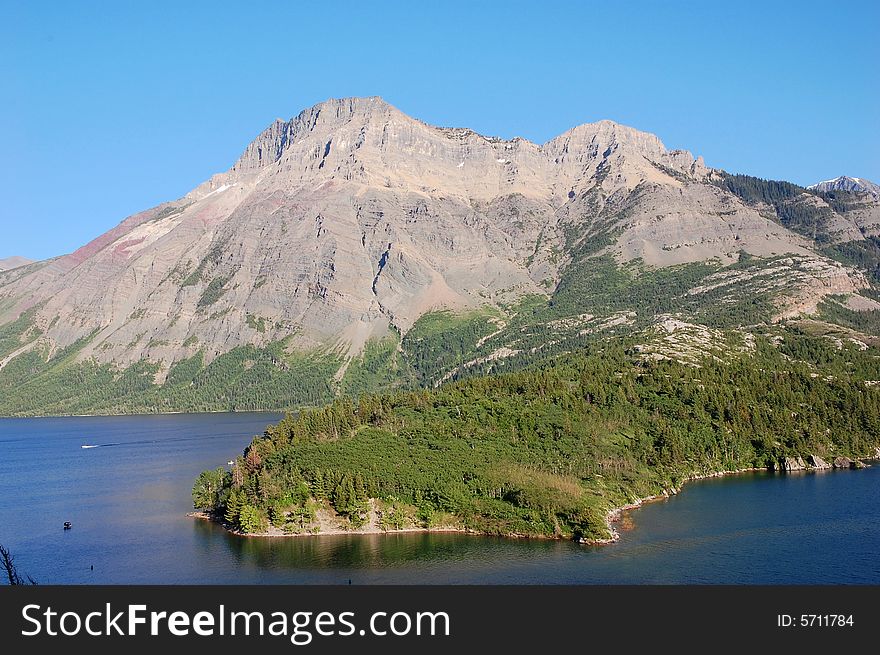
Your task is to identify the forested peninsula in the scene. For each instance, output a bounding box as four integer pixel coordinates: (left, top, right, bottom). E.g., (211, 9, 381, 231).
(193, 336, 880, 543)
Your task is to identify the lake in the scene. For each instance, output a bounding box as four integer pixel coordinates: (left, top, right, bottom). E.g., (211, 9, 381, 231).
(0, 413, 878, 584)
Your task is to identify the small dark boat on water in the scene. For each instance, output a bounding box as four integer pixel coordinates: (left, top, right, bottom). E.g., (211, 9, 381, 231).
(63, 522, 72, 530)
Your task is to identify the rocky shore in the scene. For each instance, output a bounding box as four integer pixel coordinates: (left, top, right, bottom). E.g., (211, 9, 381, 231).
(770, 455, 865, 471)
(188, 509, 473, 539)
(596, 448, 879, 545)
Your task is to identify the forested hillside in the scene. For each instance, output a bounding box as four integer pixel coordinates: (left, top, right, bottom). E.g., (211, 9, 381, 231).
(194, 333, 880, 542)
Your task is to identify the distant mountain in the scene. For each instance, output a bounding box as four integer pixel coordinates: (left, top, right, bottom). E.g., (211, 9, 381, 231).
(0, 256, 33, 271)
(1, 97, 879, 415)
(809, 176, 880, 198)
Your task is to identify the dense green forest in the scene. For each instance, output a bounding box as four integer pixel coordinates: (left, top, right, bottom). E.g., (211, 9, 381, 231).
(712, 172, 834, 243)
(817, 189, 870, 215)
(713, 172, 809, 206)
(0, 336, 340, 416)
(193, 335, 880, 542)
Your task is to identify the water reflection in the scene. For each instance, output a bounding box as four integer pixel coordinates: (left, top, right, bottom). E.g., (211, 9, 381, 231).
(195, 518, 569, 571)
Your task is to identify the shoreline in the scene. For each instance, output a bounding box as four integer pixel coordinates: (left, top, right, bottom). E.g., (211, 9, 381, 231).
(0, 409, 289, 420)
(188, 510, 565, 542)
(191, 455, 878, 545)
(594, 466, 767, 545)
(188, 510, 477, 540)
(596, 458, 878, 545)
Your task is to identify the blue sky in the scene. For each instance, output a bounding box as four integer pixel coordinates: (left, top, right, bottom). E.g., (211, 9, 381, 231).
(1, 0, 878, 261)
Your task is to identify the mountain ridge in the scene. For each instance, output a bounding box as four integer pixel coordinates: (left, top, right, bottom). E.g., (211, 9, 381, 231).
(1, 97, 879, 415)
(0, 257, 33, 272)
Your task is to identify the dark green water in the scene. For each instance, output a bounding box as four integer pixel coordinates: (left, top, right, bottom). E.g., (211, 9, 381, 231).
(1, 413, 878, 584)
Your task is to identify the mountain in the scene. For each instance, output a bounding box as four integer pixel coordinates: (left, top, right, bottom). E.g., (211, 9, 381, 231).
(2, 96, 880, 416)
(0, 257, 33, 272)
(809, 176, 880, 198)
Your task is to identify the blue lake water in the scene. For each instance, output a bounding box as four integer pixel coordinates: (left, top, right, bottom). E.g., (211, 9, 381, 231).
(0, 413, 878, 584)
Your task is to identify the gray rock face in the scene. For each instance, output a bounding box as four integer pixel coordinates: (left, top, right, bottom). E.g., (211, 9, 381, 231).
(0, 97, 873, 378)
(807, 455, 831, 469)
(778, 456, 807, 472)
(832, 456, 856, 469)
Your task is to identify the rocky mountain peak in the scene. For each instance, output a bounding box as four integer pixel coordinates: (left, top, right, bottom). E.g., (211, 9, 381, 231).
(231, 96, 402, 175)
(222, 97, 709, 205)
(808, 176, 880, 198)
(543, 119, 667, 161)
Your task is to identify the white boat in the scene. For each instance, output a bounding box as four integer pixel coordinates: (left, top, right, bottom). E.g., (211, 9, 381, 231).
(81, 444, 99, 449)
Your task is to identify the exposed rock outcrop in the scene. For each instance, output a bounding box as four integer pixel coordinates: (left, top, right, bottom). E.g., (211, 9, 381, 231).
(807, 455, 831, 469)
(774, 456, 807, 472)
